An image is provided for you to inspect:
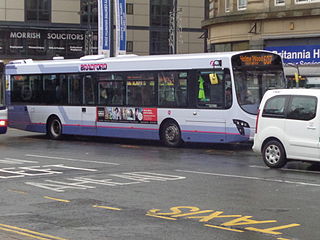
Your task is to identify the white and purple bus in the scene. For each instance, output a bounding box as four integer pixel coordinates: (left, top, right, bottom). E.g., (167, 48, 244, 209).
(0, 61, 7, 134)
(6, 51, 285, 146)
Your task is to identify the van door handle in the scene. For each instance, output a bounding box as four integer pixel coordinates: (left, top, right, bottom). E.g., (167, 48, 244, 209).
(82, 107, 86, 113)
(307, 126, 316, 130)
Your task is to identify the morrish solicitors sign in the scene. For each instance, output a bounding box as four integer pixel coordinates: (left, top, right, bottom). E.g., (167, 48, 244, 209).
(265, 45, 320, 65)
(2, 28, 88, 58)
(10, 31, 84, 41)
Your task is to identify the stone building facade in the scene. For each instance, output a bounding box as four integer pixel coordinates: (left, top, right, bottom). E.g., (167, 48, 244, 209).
(202, 0, 320, 64)
(0, 0, 205, 60)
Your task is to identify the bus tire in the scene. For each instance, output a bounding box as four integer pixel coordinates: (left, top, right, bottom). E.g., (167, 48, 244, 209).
(262, 140, 287, 168)
(161, 120, 182, 147)
(47, 116, 63, 140)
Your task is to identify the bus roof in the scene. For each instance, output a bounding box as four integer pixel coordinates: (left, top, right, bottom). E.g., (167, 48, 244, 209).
(6, 50, 277, 75)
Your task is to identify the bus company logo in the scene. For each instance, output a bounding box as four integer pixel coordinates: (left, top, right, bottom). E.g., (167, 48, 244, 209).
(80, 63, 108, 71)
(210, 60, 222, 67)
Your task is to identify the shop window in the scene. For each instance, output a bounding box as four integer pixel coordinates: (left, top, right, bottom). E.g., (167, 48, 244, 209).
(232, 42, 249, 51)
(210, 41, 249, 53)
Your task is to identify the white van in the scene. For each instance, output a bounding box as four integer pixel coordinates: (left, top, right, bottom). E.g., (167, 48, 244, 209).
(253, 89, 320, 168)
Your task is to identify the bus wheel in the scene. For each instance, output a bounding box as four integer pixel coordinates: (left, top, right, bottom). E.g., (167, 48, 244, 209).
(47, 116, 63, 140)
(161, 120, 182, 147)
(262, 140, 287, 168)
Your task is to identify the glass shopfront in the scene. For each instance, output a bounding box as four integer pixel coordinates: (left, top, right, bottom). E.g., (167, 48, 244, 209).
(0, 28, 97, 60)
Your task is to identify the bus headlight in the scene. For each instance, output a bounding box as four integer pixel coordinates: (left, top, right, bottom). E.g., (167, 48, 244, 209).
(233, 119, 250, 136)
(0, 120, 7, 126)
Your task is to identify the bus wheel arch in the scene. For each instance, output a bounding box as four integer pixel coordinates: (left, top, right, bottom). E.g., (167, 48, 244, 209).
(47, 115, 63, 140)
(159, 118, 183, 147)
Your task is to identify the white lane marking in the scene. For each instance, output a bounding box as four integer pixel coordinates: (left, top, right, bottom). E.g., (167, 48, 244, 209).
(26, 154, 120, 166)
(250, 165, 320, 174)
(0, 158, 38, 164)
(176, 169, 320, 187)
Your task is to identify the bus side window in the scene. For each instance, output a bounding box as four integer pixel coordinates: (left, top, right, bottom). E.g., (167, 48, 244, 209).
(68, 74, 81, 105)
(43, 75, 58, 105)
(127, 72, 155, 106)
(83, 75, 96, 105)
(158, 71, 188, 107)
(97, 73, 124, 106)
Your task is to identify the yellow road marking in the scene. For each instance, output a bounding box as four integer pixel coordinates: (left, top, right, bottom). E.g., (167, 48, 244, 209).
(246, 223, 301, 235)
(43, 196, 70, 203)
(92, 205, 122, 211)
(277, 238, 290, 240)
(205, 224, 244, 233)
(0, 224, 67, 240)
(146, 213, 177, 220)
(8, 189, 28, 194)
(120, 145, 140, 149)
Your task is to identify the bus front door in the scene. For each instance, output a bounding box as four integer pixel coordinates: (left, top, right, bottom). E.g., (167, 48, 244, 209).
(186, 109, 226, 143)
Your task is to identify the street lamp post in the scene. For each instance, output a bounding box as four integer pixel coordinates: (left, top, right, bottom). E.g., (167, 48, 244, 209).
(169, 0, 182, 54)
(84, 0, 95, 55)
(286, 63, 300, 88)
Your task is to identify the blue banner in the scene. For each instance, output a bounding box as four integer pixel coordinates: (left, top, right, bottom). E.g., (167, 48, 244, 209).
(98, 0, 111, 56)
(115, 0, 127, 55)
(265, 45, 320, 65)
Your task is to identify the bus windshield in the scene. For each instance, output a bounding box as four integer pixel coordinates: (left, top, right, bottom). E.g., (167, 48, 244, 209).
(233, 69, 285, 115)
(232, 52, 286, 115)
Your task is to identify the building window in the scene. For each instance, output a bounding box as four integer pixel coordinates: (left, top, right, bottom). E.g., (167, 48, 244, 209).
(150, 0, 173, 54)
(225, 0, 231, 12)
(210, 41, 249, 52)
(209, 0, 214, 17)
(127, 41, 133, 52)
(150, 0, 172, 26)
(238, 0, 247, 10)
(275, 0, 285, 5)
(296, 0, 320, 3)
(126, 3, 134, 14)
(150, 31, 169, 55)
(25, 0, 51, 22)
(81, 0, 98, 26)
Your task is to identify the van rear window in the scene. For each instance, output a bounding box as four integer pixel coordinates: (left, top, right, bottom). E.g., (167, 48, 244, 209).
(262, 96, 286, 118)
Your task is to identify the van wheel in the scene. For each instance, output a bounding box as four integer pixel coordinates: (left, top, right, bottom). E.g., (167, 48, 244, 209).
(47, 116, 63, 140)
(161, 121, 182, 147)
(262, 140, 287, 168)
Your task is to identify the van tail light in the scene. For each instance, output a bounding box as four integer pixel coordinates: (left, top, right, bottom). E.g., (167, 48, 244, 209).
(255, 109, 260, 134)
(0, 120, 7, 127)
